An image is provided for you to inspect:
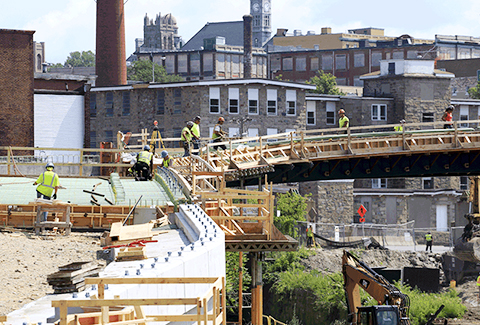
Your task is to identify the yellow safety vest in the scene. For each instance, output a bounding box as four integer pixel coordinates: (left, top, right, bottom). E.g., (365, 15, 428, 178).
(339, 116, 349, 128)
(476, 275, 480, 286)
(162, 157, 172, 168)
(425, 234, 432, 241)
(307, 228, 314, 238)
(138, 151, 153, 165)
(36, 170, 59, 198)
(191, 123, 200, 138)
(181, 127, 192, 142)
(212, 124, 222, 140)
(394, 125, 403, 132)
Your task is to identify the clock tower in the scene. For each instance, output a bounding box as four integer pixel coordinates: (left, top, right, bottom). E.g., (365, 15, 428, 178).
(250, 0, 272, 47)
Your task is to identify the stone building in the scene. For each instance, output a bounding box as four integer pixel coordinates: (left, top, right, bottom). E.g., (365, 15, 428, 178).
(88, 79, 315, 147)
(139, 13, 183, 51)
(299, 59, 477, 229)
(33, 41, 45, 73)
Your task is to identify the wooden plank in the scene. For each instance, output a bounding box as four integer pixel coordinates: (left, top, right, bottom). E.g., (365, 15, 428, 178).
(85, 277, 220, 285)
(52, 298, 199, 308)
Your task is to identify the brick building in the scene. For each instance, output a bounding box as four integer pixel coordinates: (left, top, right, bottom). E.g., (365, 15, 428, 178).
(0, 29, 35, 148)
(88, 79, 315, 147)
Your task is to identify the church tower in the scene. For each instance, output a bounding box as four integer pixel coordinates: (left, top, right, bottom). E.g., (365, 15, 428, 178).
(250, 0, 272, 47)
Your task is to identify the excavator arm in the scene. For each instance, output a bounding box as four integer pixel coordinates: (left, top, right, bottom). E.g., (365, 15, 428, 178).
(342, 250, 410, 325)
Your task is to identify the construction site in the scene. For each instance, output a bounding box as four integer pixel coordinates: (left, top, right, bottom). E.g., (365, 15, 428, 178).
(0, 119, 480, 324)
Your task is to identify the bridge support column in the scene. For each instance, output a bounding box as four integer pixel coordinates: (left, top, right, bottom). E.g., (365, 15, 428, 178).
(250, 252, 263, 325)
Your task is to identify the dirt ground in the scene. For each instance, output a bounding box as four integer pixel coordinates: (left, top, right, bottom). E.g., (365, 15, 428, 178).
(0, 229, 103, 316)
(1, 229, 480, 324)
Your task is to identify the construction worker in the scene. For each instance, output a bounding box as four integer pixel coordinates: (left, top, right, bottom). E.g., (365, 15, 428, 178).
(306, 225, 314, 248)
(33, 162, 60, 221)
(394, 119, 406, 132)
(442, 105, 454, 129)
(161, 150, 173, 167)
(212, 117, 227, 150)
(181, 121, 194, 157)
(150, 120, 161, 153)
(338, 109, 349, 134)
(191, 116, 201, 150)
(425, 231, 433, 253)
(135, 145, 153, 181)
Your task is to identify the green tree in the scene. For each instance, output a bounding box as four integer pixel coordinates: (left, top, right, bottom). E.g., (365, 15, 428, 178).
(275, 192, 308, 237)
(127, 59, 183, 83)
(64, 50, 95, 67)
(307, 70, 345, 95)
(47, 63, 64, 71)
(468, 83, 480, 99)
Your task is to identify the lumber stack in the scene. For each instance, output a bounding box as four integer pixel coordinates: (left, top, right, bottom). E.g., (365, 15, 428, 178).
(116, 246, 147, 261)
(47, 261, 102, 294)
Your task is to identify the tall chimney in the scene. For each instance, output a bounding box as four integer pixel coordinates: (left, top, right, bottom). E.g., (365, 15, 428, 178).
(96, 0, 127, 86)
(243, 15, 253, 79)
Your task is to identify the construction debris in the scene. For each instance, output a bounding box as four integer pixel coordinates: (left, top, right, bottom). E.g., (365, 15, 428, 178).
(47, 261, 102, 294)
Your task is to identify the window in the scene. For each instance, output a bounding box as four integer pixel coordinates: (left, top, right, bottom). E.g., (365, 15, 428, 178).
(209, 87, 220, 114)
(228, 88, 239, 114)
(354, 76, 363, 87)
(372, 179, 387, 188)
(122, 92, 130, 116)
(271, 57, 281, 72)
(371, 52, 382, 67)
(248, 89, 259, 115)
(190, 52, 200, 74)
(422, 112, 434, 123)
(354, 53, 365, 67)
(371, 104, 387, 121)
(311, 57, 319, 71)
(267, 89, 277, 115)
(105, 130, 113, 143)
(232, 55, 240, 75)
(247, 128, 258, 138)
(217, 54, 225, 73)
(392, 51, 404, 59)
(326, 102, 336, 125)
(335, 54, 347, 70)
(286, 90, 296, 116)
(178, 54, 188, 73)
(203, 53, 213, 72)
(322, 55, 333, 70)
(296, 57, 306, 71)
(306, 101, 316, 126)
(173, 89, 182, 114)
(229, 127, 240, 138)
(156, 89, 165, 115)
(407, 50, 418, 59)
(105, 92, 113, 117)
(388, 62, 395, 75)
(460, 106, 469, 127)
(90, 131, 96, 148)
(336, 78, 347, 86)
(165, 55, 175, 74)
(423, 177, 433, 189)
(460, 176, 469, 191)
(90, 93, 97, 118)
(283, 57, 293, 71)
(267, 128, 277, 142)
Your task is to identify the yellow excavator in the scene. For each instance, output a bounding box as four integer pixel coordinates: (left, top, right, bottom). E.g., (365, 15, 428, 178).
(454, 176, 480, 262)
(342, 250, 411, 325)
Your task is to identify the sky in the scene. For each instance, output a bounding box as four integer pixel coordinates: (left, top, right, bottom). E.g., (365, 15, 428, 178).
(2, 0, 480, 64)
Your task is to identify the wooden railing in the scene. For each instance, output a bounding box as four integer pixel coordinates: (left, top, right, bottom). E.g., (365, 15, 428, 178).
(52, 277, 226, 325)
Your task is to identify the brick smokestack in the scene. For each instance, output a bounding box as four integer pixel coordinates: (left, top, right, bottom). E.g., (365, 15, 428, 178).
(243, 15, 253, 79)
(96, 0, 127, 86)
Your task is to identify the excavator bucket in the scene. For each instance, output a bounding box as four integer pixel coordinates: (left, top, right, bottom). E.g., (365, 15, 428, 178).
(454, 237, 480, 262)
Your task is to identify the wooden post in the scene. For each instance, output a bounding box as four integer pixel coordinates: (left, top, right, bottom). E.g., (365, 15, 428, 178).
(300, 131, 305, 157)
(259, 137, 263, 158)
(290, 131, 294, 158)
(59, 300, 68, 325)
(454, 121, 459, 147)
(222, 277, 227, 325)
(7, 148, 10, 176)
(238, 252, 243, 325)
(79, 149, 84, 176)
(229, 139, 233, 162)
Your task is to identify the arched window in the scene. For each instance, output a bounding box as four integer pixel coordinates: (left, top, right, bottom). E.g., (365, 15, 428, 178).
(37, 54, 42, 71)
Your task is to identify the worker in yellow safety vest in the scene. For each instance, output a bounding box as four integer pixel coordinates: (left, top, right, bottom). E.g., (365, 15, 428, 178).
(135, 145, 153, 181)
(181, 121, 194, 157)
(338, 109, 349, 134)
(191, 116, 201, 150)
(161, 150, 173, 168)
(394, 119, 406, 132)
(306, 225, 314, 248)
(33, 162, 60, 221)
(212, 117, 227, 150)
(425, 232, 433, 253)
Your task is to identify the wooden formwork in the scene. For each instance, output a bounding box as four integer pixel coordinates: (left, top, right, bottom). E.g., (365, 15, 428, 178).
(50, 277, 226, 325)
(0, 203, 174, 230)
